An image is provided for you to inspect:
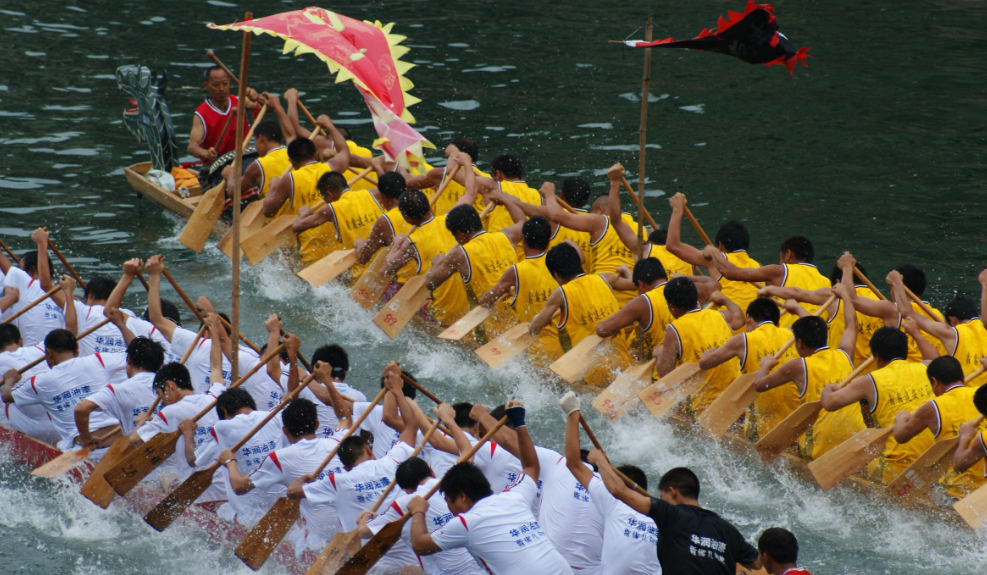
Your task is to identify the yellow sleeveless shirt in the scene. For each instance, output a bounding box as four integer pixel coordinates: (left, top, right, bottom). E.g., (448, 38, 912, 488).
(460, 231, 518, 338)
(409, 215, 469, 326)
(511, 252, 563, 366)
(557, 273, 632, 387)
(639, 284, 673, 354)
(256, 147, 292, 216)
(342, 140, 375, 191)
(549, 223, 592, 273)
(778, 263, 831, 328)
(643, 243, 693, 278)
(866, 360, 936, 483)
(826, 286, 884, 369)
(484, 180, 541, 234)
(670, 308, 740, 415)
(430, 166, 490, 216)
(742, 322, 800, 441)
(798, 347, 865, 460)
(909, 301, 947, 356)
(715, 251, 761, 321)
(931, 385, 986, 498)
(326, 190, 384, 278)
(588, 216, 637, 308)
(951, 319, 987, 387)
(290, 161, 337, 264)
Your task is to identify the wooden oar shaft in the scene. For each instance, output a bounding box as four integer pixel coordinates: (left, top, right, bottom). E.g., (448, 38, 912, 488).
(18, 318, 112, 374)
(369, 419, 441, 516)
(160, 269, 261, 353)
(347, 166, 374, 187)
(206, 49, 240, 84)
(421, 416, 509, 500)
(964, 366, 985, 384)
(189, 343, 285, 422)
(311, 387, 388, 477)
(904, 286, 941, 322)
(619, 177, 659, 230)
(241, 103, 267, 146)
(179, 325, 207, 365)
(1, 286, 60, 324)
(215, 106, 238, 151)
(400, 373, 441, 405)
(135, 272, 150, 291)
(578, 414, 650, 497)
(297, 101, 319, 129)
(0, 238, 18, 261)
(841, 356, 875, 387)
(853, 266, 887, 301)
(48, 239, 86, 289)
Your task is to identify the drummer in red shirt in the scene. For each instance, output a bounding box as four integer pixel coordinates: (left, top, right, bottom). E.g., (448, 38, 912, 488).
(187, 66, 259, 162)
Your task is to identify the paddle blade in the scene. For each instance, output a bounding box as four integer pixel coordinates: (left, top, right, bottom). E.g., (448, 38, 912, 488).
(306, 530, 363, 575)
(696, 373, 758, 438)
(178, 183, 225, 253)
(297, 249, 358, 287)
(636, 363, 704, 420)
(475, 323, 537, 368)
(348, 248, 392, 310)
(80, 436, 135, 508)
(592, 360, 656, 421)
(31, 447, 89, 478)
(144, 466, 216, 531)
(104, 430, 179, 496)
(755, 401, 821, 461)
(438, 304, 492, 340)
(240, 215, 296, 266)
(886, 437, 959, 502)
(954, 481, 987, 529)
(235, 497, 301, 570)
(218, 201, 267, 259)
(807, 427, 894, 491)
(336, 517, 409, 575)
(372, 275, 430, 339)
(549, 335, 608, 383)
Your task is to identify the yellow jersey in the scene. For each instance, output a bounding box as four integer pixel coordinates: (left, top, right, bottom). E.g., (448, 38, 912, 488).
(866, 359, 936, 484)
(930, 385, 986, 498)
(826, 286, 884, 368)
(714, 251, 761, 320)
(325, 189, 384, 278)
(409, 216, 470, 326)
(798, 347, 866, 460)
(951, 319, 987, 387)
(290, 161, 337, 264)
(910, 301, 947, 356)
(342, 140, 375, 191)
(557, 273, 632, 387)
(778, 263, 831, 328)
(460, 231, 518, 338)
(511, 252, 563, 366)
(670, 308, 740, 416)
(382, 206, 413, 239)
(549, 223, 592, 273)
(255, 146, 292, 216)
(589, 216, 637, 309)
(430, 166, 490, 216)
(485, 180, 541, 234)
(742, 321, 800, 441)
(639, 284, 673, 355)
(643, 243, 693, 278)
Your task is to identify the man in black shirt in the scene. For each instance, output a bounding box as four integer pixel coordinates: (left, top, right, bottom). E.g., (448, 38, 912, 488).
(587, 452, 761, 575)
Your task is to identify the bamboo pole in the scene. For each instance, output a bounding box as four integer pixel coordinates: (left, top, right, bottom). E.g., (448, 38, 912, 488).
(230, 12, 253, 381)
(636, 16, 653, 261)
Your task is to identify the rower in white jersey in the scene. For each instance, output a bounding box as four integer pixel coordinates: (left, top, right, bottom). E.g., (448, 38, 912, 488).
(0, 229, 66, 347)
(351, 371, 418, 460)
(103, 258, 183, 364)
(288, 362, 419, 536)
(222, 397, 347, 554)
(409, 401, 575, 575)
(0, 323, 58, 444)
(195, 387, 287, 527)
(560, 392, 662, 575)
(1, 327, 128, 453)
(55, 274, 137, 356)
(206, 313, 286, 411)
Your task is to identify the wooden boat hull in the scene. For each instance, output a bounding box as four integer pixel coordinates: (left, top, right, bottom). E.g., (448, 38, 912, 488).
(123, 162, 229, 238)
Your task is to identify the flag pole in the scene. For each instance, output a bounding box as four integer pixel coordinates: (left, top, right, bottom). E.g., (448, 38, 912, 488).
(636, 16, 653, 260)
(230, 12, 253, 381)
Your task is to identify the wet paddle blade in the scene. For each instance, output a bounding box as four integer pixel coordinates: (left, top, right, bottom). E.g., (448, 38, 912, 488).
(80, 435, 135, 508)
(438, 304, 492, 340)
(808, 427, 894, 491)
(104, 430, 180, 496)
(592, 359, 655, 421)
(297, 249, 358, 287)
(31, 447, 89, 478)
(218, 200, 267, 258)
(755, 401, 821, 460)
(240, 215, 296, 266)
(336, 516, 409, 575)
(144, 465, 216, 532)
(550, 334, 609, 383)
(305, 530, 363, 575)
(696, 373, 758, 438)
(372, 274, 430, 339)
(348, 248, 392, 310)
(178, 183, 225, 253)
(886, 436, 959, 502)
(636, 363, 704, 420)
(954, 481, 987, 529)
(474, 322, 537, 368)
(235, 496, 301, 570)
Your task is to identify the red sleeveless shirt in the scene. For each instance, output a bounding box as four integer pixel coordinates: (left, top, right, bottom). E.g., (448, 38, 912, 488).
(193, 95, 251, 156)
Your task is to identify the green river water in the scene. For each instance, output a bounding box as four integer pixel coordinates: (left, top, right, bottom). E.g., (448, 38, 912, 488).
(0, 1, 985, 573)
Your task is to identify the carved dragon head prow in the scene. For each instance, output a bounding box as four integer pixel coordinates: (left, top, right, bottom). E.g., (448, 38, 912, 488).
(116, 65, 180, 171)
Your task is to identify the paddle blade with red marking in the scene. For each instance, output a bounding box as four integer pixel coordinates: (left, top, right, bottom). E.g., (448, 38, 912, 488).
(592, 359, 655, 421)
(372, 274, 430, 339)
(636, 363, 704, 420)
(31, 447, 89, 478)
(348, 248, 392, 310)
(144, 464, 217, 531)
(885, 436, 959, 503)
(80, 435, 135, 508)
(549, 334, 608, 383)
(235, 496, 301, 570)
(696, 373, 757, 438)
(104, 430, 180, 496)
(474, 322, 537, 368)
(808, 427, 894, 491)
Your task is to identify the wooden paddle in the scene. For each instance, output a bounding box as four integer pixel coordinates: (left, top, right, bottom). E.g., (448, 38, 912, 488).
(855, 264, 942, 322)
(30, 425, 121, 478)
(47, 238, 86, 289)
(144, 371, 316, 531)
(306, 419, 441, 575)
(592, 359, 656, 421)
(345, 164, 461, 305)
(550, 334, 612, 384)
(1, 286, 60, 324)
(178, 182, 226, 253)
(235, 387, 388, 570)
(296, 249, 358, 287)
(371, 274, 431, 339)
(954, 478, 987, 529)
(636, 362, 705, 420)
(619, 176, 659, 231)
(755, 356, 875, 461)
(475, 322, 539, 368)
(808, 426, 895, 491)
(329, 416, 509, 575)
(437, 287, 513, 341)
(578, 414, 651, 496)
(217, 200, 267, 258)
(0, 238, 18, 261)
(160, 268, 262, 356)
(103, 343, 284, 497)
(697, 294, 838, 438)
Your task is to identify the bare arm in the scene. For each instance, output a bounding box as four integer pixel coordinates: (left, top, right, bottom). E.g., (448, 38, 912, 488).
(892, 401, 938, 443)
(889, 272, 955, 347)
(820, 375, 873, 412)
(665, 194, 711, 268)
(542, 184, 607, 240)
(953, 424, 986, 473)
(709, 254, 784, 285)
(383, 364, 418, 448)
(317, 115, 350, 173)
(699, 332, 746, 370)
(564, 411, 594, 490)
(655, 325, 679, 377)
(105, 307, 136, 345)
(106, 258, 142, 312)
(479, 266, 517, 308)
(596, 295, 649, 338)
(265, 315, 284, 384)
(73, 399, 99, 449)
(292, 204, 335, 234)
(263, 175, 293, 218)
(760, 285, 832, 306)
(143, 256, 177, 342)
(587, 449, 651, 515)
(835, 284, 858, 359)
(59, 276, 78, 334)
(470, 403, 519, 454)
(902, 317, 940, 361)
(528, 287, 564, 337)
(754, 357, 804, 392)
(424, 247, 467, 292)
(355, 216, 394, 264)
(187, 114, 214, 161)
(710, 291, 745, 330)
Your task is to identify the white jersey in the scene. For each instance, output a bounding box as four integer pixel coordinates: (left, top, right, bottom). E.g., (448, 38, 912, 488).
(303, 440, 415, 531)
(235, 352, 286, 411)
(87, 371, 160, 435)
(298, 380, 366, 435)
(471, 437, 523, 493)
(3, 268, 64, 346)
(195, 410, 287, 527)
(168, 327, 243, 391)
(70, 302, 134, 356)
(126, 316, 181, 364)
(353, 401, 400, 460)
(587, 476, 661, 575)
(535, 448, 604, 571)
(423, 429, 462, 480)
(251, 435, 346, 551)
(0, 345, 58, 443)
(431, 474, 574, 575)
(368, 477, 487, 575)
(11, 352, 127, 450)
(137, 390, 221, 486)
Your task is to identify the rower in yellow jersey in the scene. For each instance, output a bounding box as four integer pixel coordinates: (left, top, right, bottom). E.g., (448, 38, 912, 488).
(754, 284, 866, 460)
(403, 137, 489, 216)
(893, 356, 987, 499)
(889, 270, 987, 387)
(664, 193, 761, 324)
(699, 298, 801, 441)
(458, 153, 542, 235)
(528, 242, 632, 387)
(480, 217, 564, 366)
(653, 277, 746, 416)
(219, 119, 291, 218)
(951, 377, 987, 493)
(820, 327, 935, 483)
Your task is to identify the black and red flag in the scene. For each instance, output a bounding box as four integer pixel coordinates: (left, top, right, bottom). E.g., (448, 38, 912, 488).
(622, 2, 810, 74)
